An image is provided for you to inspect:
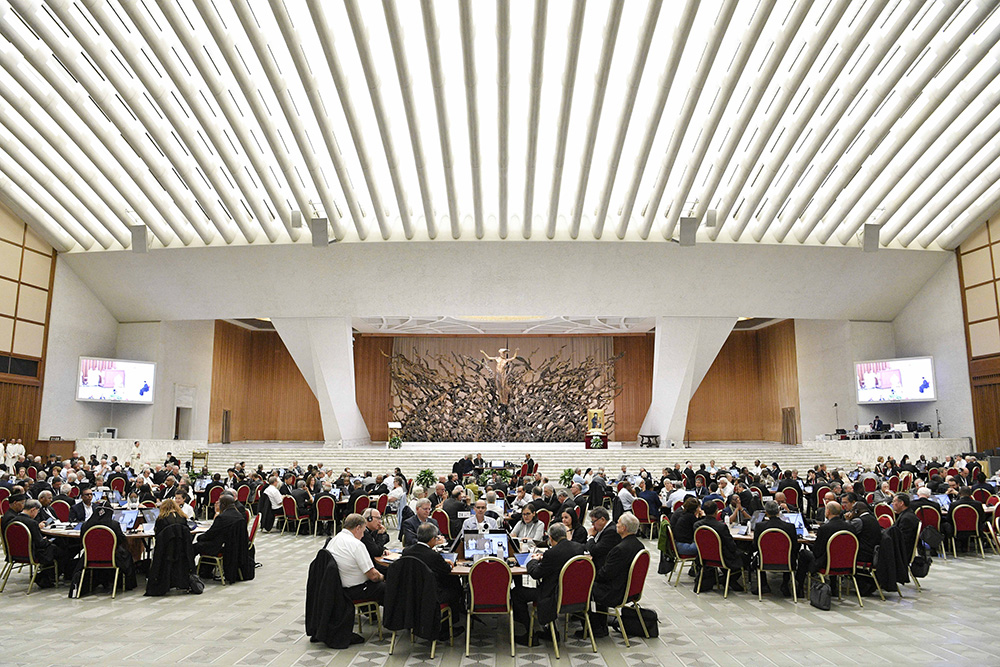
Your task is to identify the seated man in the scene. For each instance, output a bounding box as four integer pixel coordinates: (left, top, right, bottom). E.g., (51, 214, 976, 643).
(12, 499, 60, 587)
(753, 500, 799, 596)
(694, 500, 746, 590)
(511, 523, 585, 645)
(586, 506, 621, 572)
(361, 508, 390, 566)
(68, 488, 96, 523)
(2, 492, 27, 534)
(796, 501, 856, 590)
(401, 498, 433, 548)
(194, 495, 247, 571)
(461, 499, 499, 533)
(400, 521, 464, 625)
(588, 512, 645, 637)
(947, 486, 987, 551)
(327, 513, 385, 603)
(669, 498, 701, 556)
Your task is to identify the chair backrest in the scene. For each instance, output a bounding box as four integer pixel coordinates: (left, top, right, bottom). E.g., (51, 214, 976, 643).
(914, 506, 939, 530)
(575, 505, 583, 521)
(632, 498, 650, 523)
(208, 485, 224, 505)
(281, 495, 298, 518)
(927, 468, 939, 478)
(952, 504, 981, 533)
(758, 528, 794, 569)
(315, 495, 336, 520)
(862, 477, 877, 493)
(376, 494, 388, 514)
(496, 490, 505, 499)
(431, 508, 451, 538)
(4, 522, 34, 564)
(673, 500, 684, 511)
(887, 476, 899, 492)
(51, 499, 71, 522)
(946, 468, 958, 477)
(874, 504, 894, 518)
(26, 467, 38, 480)
(694, 526, 724, 568)
(783, 487, 799, 508)
(713, 498, 725, 512)
(877, 514, 893, 529)
(110, 477, 125, 494)
(353, 495, 370, 515)
(898, 473, 912, 492)
(82, 524, 118, 568)
(988, 495, 1000, 507)
(823, 531, 859, 575)
(972, 489, 989, 503)
(69, 486, 80, 498)
(749, 487, 761, 497)
(0, 486, 9, 502)
(141, 500, 156, 508)
(252, 484, 263, 503)
(865, 492, 875, 504)
(236, 485, 251, 503)
(556, 555, 595, 614)
(468, 557, 512, 612)
(248, 513, 261, 546)
(616, 481, 626, 492)
(623, 550, 651, 604)
(0, 498, 8, 515)
(519, 464, 528, 478)
(536, 508, 552, 530)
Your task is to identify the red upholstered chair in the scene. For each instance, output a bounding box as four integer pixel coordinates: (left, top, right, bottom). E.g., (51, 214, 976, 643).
(236, 485, 251, 506)
(314, 496, 336, 536)
(898, 473, 913, 492)
(927, 468, 940, 478)
(1, 522, 57, 595)
(874, 504, 894, 519)
(877, 514, 894, 530)
(0, 487, 9, 503)
(616, 481, 626, 492)
(986, 495, 1000, 507)
(353, 495, 370, 516)
(204, 486, 224, 519)
(663, 522, 697, 587)
(109, 477, 126, 496)
(532, 463, 539, 475)
(814, 486, 831, 509)
(528, 555, 596, 657)
(887, 476, 899, 493)
(809, 530, 863, 607)
(248, 512, 261, 549)
(281, 496, 309, 536)
(376, 494, 389, 515)
(51, 500, 71, 523)
(496, 490, 505, 499)
(749, 487, 761, 499)
(914, 506, 945, 558)
(252, 484, 264, 506)
(140, 501, 156, 508)
(575, 505, 583, 522)
(694, 525, 743, 599)
(631, 498, 656, 539)
(0, 499, 8, 516)
(78, 525, 120, 598)
(757, 528, 797, 603)
(951, 505, 986, 559)
(26, 467, 38, 481)
(431, 508, 451, 540)
(535, 508, 552, 531)
(865, 493, 875, 505)
(783, 487, 799, 510)
(946, 468, 959, 477)
(69, 486, 80, 499)
(672, 500, 685, 512)
(466, 557, 514, 656)
(862, 477, 877, 493)
(519, 464, 528, 478)
(972, 489, 990, 504)
(595, 550, 651, 647)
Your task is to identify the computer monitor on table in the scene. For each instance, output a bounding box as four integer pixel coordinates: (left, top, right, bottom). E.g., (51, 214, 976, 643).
(141, 508, 160, 524)
(782, 512, 807, 536)
(935, 494, 952, 509)
(463, 530, 511, 559)
(194, 478, 209, 492)
(489, 460, 506, 469)
(112, 509, 139, 532)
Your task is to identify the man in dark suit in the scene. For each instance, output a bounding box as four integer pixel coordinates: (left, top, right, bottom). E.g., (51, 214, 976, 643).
(796, 500, 856, 590)
(947, 487, 987, 551)
(361, 508, 390, 562)
(753, 500, 798, 596)
(13, 499, 59, 587)
(195, 495, 246, 557)
(892, 493, 920, 557)
(636, 479, 661, 517)
(694, 500, 745, 589)
(776, 472, 802, 509)
(523, 454, 535, 476)
(441, 487, 468, 539)
(401, 521, 464, 626)
(401, 499, 433, 548)
(68, 488, 97, 523)
(846, 501, 881, 563)
(289, 480, 314, 521)
(2, 492, 26, 534)
(682, 463, 696, 490)
(512, 523, 585, 645)
(586, 506, 621, 572)
(588, 512, 645, 637)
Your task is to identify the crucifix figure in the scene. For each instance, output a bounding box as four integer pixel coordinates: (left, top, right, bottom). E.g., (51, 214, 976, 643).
(481, 348, 522, 405)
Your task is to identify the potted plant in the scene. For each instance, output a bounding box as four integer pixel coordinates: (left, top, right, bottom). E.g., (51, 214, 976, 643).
(416, 468, 436, 489)
(387, 435, 402, 450)
(559, 468, 575, 487)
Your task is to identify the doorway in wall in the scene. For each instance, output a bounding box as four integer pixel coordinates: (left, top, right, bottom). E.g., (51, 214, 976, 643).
(174, 407, 192, 440)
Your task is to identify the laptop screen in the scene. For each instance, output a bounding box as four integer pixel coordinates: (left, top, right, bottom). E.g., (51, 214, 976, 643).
(935, 494, 951, 509)
(112, 509, 139, 531)
(514, 552, 532, 567)
(141, 508, 160, 524)
(463, 531, 510, 558)
(194, 478, 209, 492)
(782, 512, 807, 536)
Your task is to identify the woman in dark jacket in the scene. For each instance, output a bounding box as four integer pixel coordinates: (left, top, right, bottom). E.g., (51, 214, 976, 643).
(145, 499, 195, 596)
(560, 509, 587, 544)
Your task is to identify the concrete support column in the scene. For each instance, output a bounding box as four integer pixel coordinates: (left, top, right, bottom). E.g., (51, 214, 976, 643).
(639, 317, 736, 443)
(272, 317, 371, 447)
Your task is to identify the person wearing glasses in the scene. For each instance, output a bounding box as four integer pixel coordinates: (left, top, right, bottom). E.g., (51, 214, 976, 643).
(511, 503, 545, 542)
(69, 488, 96, 523)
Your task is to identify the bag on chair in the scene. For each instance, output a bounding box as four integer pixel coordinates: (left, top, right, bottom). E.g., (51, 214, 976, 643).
(810, 579, 831, 610)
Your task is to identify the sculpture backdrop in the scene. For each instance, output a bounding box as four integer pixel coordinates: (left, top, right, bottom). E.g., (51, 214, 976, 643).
(388, 337, 622, 442)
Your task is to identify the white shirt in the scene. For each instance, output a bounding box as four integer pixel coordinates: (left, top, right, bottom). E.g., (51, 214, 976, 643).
(667, 488, 691, 509)
(179, 504, 195, 519)
(617, 488, 635, 511)
(388, 486, 406, 509)
(326, 530, 374, 587)
(462, 516, 499, 532)
(262, 485, 283, 509)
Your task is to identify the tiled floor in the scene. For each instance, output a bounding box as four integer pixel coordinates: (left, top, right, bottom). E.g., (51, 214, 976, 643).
(0, 528, 996, 667)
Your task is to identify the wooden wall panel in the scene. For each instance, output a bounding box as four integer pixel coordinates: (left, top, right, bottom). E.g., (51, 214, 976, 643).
(354, 336, 393, 442)
(613, 334, 654, 443)
(0, 381, 42, 448)
(208, 321, 323, 442)
(686, 320, 800, 442)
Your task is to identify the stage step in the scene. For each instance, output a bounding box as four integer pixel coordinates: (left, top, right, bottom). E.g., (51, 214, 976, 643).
(198, 442, 858, 484)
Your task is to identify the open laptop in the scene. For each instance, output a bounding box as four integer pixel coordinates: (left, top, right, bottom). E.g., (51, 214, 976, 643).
(489, 460, 506, 469)
(514, 551, 533, 567)
(781, 512, 808, 536)
(141, 508, 160, 524)
(194, 478, 209, 492)
(935, 494, 952, 509)
(112, 509, 139, 532)
(463, 530, 510, 559)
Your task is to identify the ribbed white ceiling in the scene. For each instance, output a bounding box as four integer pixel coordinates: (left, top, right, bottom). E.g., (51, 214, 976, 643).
(1, 0, 999, 253)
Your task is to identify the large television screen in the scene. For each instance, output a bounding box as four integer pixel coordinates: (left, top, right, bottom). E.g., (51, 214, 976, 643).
(855, 357, 935, 404)
(76, 357, 155, 404)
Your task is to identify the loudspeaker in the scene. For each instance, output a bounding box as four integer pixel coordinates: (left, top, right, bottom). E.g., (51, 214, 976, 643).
(679, 217, 698, 246)
(705, 209, 718, 228)
(863, 223, 880, 252)
(309, 217, 328, 247)
(129, 224, 149, 253)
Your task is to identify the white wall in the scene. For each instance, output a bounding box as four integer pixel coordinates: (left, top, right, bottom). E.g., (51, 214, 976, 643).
(38, 260, 118, 439)
(111, 320, 214, 441)
(892, 254, 974, 441)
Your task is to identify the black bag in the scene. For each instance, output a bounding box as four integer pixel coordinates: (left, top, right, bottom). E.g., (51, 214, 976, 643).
(810, 579, 831, 610)
(910, 555, 931, 578)
(920, 525, 944, 551)
(188, 574, 205, 595)
(617, 606, 659, 638)
(694, 567, 716, 593)
(657, 552, 674, 575)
